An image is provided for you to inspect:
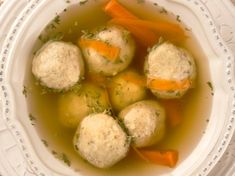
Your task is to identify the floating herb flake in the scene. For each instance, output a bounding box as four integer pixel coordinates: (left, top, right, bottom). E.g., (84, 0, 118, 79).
(29, 113, 36, 125)
(52, 150, 57, 155)
(38, 32, 64, 44)
(38, 34, 43, 42)
(53, 15, 60, 25)
(207, 81, 214, 95)
(185, 27, 192, 31)
(81, 30, 95, 39)
(80, 0, 88, 5)
(160, 7, 168, 14)
(176, 15, 181, 22)
(61, 153, 71, 166)
(23, 86, 27, 97)
(52, 151, 71, 166)
(153, 2, 158, 6)
(41, 139, 48, 147)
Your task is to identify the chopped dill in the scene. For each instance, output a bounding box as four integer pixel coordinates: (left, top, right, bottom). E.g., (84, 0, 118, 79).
(41, 139, 48, 147)
(74, 144, 79, 151)
(176, 15, 181, 22)
(40, 82, 81, 95)
(52, 150, 57, 155)
(160, 7, 168, 14)
(29, 113, 36, 125)
(103, 108, 114, 116)
(52, 151, 71, 166)
(207, 81, 214, 95)
(175, 92, 181, 97)
(61, 153, 71, 166)
(185, 27, 192, 31)
(38, 32, 64, 44)
(117, 119, 132, 144)
(80, 0, 88, 5)
(53, 15, 60, 25)
(38, 34, 43, 42)
(81, 30, 95, 39)
(49, 23, 56, 29)
(22, 86, 27, 97)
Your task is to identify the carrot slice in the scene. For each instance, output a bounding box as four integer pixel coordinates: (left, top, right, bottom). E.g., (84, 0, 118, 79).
(147, 78, 191, 91)
(104, 0, 159, 47)
(121, 71, 146, 86)
(160, 99, 182, 127)
(87, 74, 107, 86)
(104, 0, 138, 19)
(138, 149, 179, 168)
(109, 18, 159, 47)
(79, 39, 120, 62)
(110, 18, 186, 42)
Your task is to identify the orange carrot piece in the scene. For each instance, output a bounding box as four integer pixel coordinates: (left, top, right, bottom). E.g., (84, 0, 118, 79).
(138, 149, 179, 168)
(132, 146, 149, 162)
(109, 18, 159, 47)
(104, 0, 138, 19)
(79, 39, 120, 62)
(110, 18, 186, 42)
(161, 99, 182, 127)
(121, 71, 146, 86)
(87, 74, 107, 85)
(147, 78, 191, 91)
(104, 0, 159, 47)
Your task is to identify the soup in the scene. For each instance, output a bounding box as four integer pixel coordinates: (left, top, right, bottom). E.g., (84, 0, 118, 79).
(25, 0, 212, 175)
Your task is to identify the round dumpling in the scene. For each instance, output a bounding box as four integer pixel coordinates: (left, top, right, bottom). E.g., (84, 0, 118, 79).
(119, 100, 166, 148)
(73, 113, 130, 168)
(32, 41, 84, 90)
(79, 25, 136, 76)
(58, 83, 110, 128)
(145, 42, 196, 99)
(108, 69, 147, 111)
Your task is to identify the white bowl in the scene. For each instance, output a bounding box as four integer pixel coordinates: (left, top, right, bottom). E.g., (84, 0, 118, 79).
(0, 0, 235, 175)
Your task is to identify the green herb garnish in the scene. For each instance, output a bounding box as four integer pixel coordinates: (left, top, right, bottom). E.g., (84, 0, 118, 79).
(160, 7, 168, 14)
(38, 32, 64, 44)
(53, 15, 60, 25)
(207, 81, 214, 95)
(41, 139, 48, 147)
(61, 153, 71, 166)
(176, 15, 181, 22)
(23, 86, 27, 97)
(52, 151, 71, 166)
(29, 113, 36, 125)
(79, 0, 88, 5)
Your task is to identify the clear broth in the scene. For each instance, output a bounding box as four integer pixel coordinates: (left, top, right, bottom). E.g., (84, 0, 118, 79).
(25, 1, 212, 176)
